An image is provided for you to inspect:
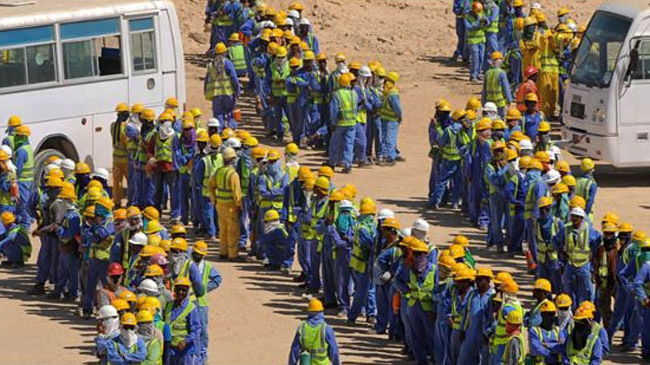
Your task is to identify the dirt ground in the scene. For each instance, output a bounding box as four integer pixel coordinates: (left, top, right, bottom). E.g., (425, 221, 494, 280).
(1, 0, 650, 364)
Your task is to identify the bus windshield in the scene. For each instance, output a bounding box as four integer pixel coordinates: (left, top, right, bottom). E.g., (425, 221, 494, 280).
(571, 11, 632, 88)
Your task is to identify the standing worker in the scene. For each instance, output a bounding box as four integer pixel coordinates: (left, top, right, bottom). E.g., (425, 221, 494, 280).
(13, 125, 33, 229)
(211, 147, 242, 261)
(347, 202, 378, 324)
(538, 27, 560, 118)
(164, 277, 201, 365)
(575, 158, 597, 222)
(378, 72, 402, 166)
(205, 42, 240, 130)
(482, 52, 513, 117)
(111, 102, 130, 206)
(429, 109, 464, 210)
(466, 2, 487, 82)
(227, 33, 248, 77)
(288, 298, 341, 365)
(631, 238, 650, 359)
(329, 73, 359, 173)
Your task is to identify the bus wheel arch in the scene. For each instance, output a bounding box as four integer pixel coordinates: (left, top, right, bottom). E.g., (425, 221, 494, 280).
(33, 135, 80, 187)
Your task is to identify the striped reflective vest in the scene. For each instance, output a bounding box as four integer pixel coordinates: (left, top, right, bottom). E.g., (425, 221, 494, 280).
(485, 67, 507, 108)
(565, 222, 591, 267)
(406, 269, 436, 311)
(536, 217, 560, 263)
(214, 165, 236, 203)
(466, 14, 486, 45)
(378, 88, 400, 122)
(227, 44, 247, 71)
(205, 61, 235, 100)
(164, 301, 195, 347)
(298, 321, 329, 365)
(333, 88, 358, 127)
(15, 143, 34, 182)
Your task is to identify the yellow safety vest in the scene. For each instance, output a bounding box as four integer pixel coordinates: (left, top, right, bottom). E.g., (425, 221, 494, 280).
(566, 323, 601, 364)
(349, 221, 373, 273)
(298, 321, 329, 365)
(111, 121, 128, 161)
(333, 88, 358, 127)
(228, 44, 247, 71)
(536, 218, 560, 263)
(565, 222, 591, 267)
(378, 88, 400, 122)
(214, 165, 236, 203)
(406, 270, 436, 311)
(485, 67, 507, 108)
(154, 135, 173, 163)
(205, 62, 235, 100)
(467, 14, 486, 45)
(164, 300, 195, 347)
(503, 332, 527, 365)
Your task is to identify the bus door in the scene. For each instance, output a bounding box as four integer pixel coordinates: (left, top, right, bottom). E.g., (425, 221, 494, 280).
(126, 16, 163, 106)
(618, 37, 650, 164)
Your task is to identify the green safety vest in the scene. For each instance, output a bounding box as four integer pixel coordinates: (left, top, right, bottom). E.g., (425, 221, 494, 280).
(566, 222, 591, 267)
(287, 182, 297, 224)
(214, 165, 236, 203)
(350, 221, 373, 273)
(493, 301, 524, 347)
(508, 174, 520, 217)
(486, 6, 499, 33)
(540, 36, 559, 73)
(228, 44, 247, 71)
(205, 62, 235, 100)
(378, 89, 400, 122)
(15, 143, 34, 182)
(313, 199, 331, 253)
(164, 300, 195, 347)
(485, 67, 507, 108)
(523, 180, 539, 220)
(298, 322, 329, 365)
(214, 13, 233, 26)
(406, 270, 436, 311)
(9, 225, 31, 261)
(566, 323, 601, 364)
(312, 71, 324, 104)
(484, 163, 499, 195)
(575, 177, 594, 214)
(287, 75, 306, 104)
(503, 332, 527, 365)
(154, 135, 173, 163)
(271, 62, 290, 97)
(441, 127, 461, 161)
(536, 218, 560, 263)
(111, 121, 128, 160)
(260, 175, 284, 209)
(240, 159, 251, 197)
(202, 154, 223, 197)
(90, 220, 114, 261)
(466, 14, 486, 45)
(197, 262, 213, 307)
(137, 129, 155, 164)
(333, 88, 358, 127)
(144, 337, 162, 365)
(110, 340, 141, 365)
(530, 327, 561, 364)
(451, 290, 475, 330)
(0, 172, 13, 206)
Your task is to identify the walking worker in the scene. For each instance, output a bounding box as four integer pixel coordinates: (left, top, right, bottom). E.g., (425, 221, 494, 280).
(111, 102, 130, 206)
(12, 125, 33, 228)
(466, 1, 486, 82)
(347, 202, 378, 323)
(288, 298, 341, 365)
(211, 147, 242, 260)
(378, 72, 402, 166)
(482, 51, 513, 117)
(575, 158, 597, 222)
(205, 42, 240, 129)
(227, 33, 248, 77)
(0, 211, 30, 267)
(429, 109, 464, 210)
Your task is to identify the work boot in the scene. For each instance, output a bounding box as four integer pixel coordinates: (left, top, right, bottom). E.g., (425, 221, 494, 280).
(366, 316, 377, 325)
(341, 167, 351, 174)
(450, 203, 460, 210)
(395, 156, 406, 162)
(27, 283, 45, 296)
(292, 272, 306, 282)
(46, 292, 62, 300)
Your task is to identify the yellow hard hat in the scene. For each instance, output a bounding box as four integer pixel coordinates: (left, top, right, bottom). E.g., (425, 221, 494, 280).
(174, 276, 191, 288)
(285, 143, 299, 155)
(298, 166, 312, 182)
(289, 57, 301, 68)
(318, 166, 334, 178)
(491, 51, 504, 61)
(289, 2, 305, 10)
(136, 310, 154, 323)
(126, 206, 141, 219)
(466, 110, 477, 120)
(196, 130, 209, 143)
(602, 212, 620, 225)
(449, 244, 465, 259)
(7, 115, 22, 127)
(229, 33, 240, 42)
(386, 71, 400, 83)
(112, 299, 129, 311)
(73, 162, 89, 174)
(466, 97, 481, 111)
(558, 7, 570, 16)
(144, 220, 162, 234)
(159, 112, 173, 122)
(334, 53, 346, 62)
(360, 202, 376, 215)
(283, 30, 293, 40)
(573, 306, 594, 320)
(316, 52, 327, 61)
(338, 73, 352, 87)
(244, 136, 259, 147)
(438, 254, 456, 268)
(640, 238, 650, 249)
(141, 109, 156, 121)
(555, 160, 570, 173)
(534, 278, 552, 292)
(491, 140, 506, 151)
(171, 237, 188, 251)
(381, 217, 401, 230)
(525, 92, 539, 102)
(540, 300, 557, 313)
(506, 148, 518, 162)
(314, 176, 330, 191)
(182, 119, 196, 130)
(632, 230, 647, 242)
(492, 120, 506, 130)
(83, 206, 96, 218)
(569, 195, 586, 209)
(145, 264, 164, 277)
(437, 101, 452, 113)
(46, 176, 64, 188)
(619, 222, 633, 233)
(501, 279, 519, 294)
(275, 46, 288, 58)
(191, 107, 202, 117)
(1, 211, 15, 225)
(538, 121, 551, 133)
(476, 267, 494, 279)
(375, 66, 386, 77)
(147, 234, 162, 248)
(514, 17, 525, 31)
(555, 293, 573, 308)
(113, 209, 128, 221)
(119, 290, 137, 303)
(264, 209, 280, 222)
(409, 238, 429, 253)
(143, 206, 159, 221)
(454, 267, 476, 281)
(535, 12, 547, 23)
(222, 127, 235, 139)
(304, 176, 316, 190)
(538, 196, 553, 208)
(193, 240, 209, 256)
(58, 181, 77, 201)
(451, 109, 467, 121)
(506, 108, 521, 120)
(267, 149, 281, 161)
(329, 189, 344, 202)
(144, 296, 162, 312)
(509, 131, 525, 143)
(476, 118, 492, 131)
(140, 245, 158, 258)
(518, 155, 532, 170)
(580, 158, 595, 172)
(165, 97, 179, 108)
(215, 42, 228, 54)
(209, 134, 223, 148)
(115, 102, 129, 113)
(453, 235, 469, 247)
(303, 51, 315, 61)
(528, 158, 543, 171)
(506, 310, 523, 325)
(308, 298, 324, 312)
(494, 271, 513, 285)
(562, 175, 576, 187)
(602, 222, 618, 233)
(552, 183, 569, 195)
(170, 224, 187, 235)
(14, 125, 31, 137)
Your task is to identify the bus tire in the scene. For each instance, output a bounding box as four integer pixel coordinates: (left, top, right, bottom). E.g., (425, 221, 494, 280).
(33, 148, 65, 188)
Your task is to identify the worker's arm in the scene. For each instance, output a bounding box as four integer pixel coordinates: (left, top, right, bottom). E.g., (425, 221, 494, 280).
(618, 262, 635, 294)
(552, 223, 566, 253)
(229, 169, 242, 208)
(325, 325, 341, 365)
(120, 337, 147, 362)
(388, 93, 403, 122)
(586, 180, 597, 214)
(499, 71, 514, 103)
(329, 95, 340, 127)
(392, 265, 410, 294)
(206, 265, 222, 292)
(632, 263, 650, 303)
(287, 329, 302, 365)
(14, 148, 26, 177)
(505, 337, 522, 365)
(528, 328, 550, 357)
(189, 263, 206, 298)
(0, 231, 16, 251)
(185, 306, 201, 348)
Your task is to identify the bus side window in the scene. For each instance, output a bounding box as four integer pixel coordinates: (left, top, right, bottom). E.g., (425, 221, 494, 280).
(129, 18, 156, 72)
(631, 39, 650, 80)
(0, 26, 56, 89)
(61, 18, 122, 80)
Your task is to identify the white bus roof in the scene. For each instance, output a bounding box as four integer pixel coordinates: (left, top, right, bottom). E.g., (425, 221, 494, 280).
(600, 0, 649, 20)
(0, 0, 170, 29)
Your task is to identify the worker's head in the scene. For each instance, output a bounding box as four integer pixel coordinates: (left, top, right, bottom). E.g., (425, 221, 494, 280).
(532, 279, 552, 302)
(569, 207, 586, 227)
(173, 277, 191, 303)
(540, 301, 557, 330)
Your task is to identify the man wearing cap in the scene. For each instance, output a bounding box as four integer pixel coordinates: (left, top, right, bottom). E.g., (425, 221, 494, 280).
(552, 207, 601, 306)
(563, 307, 603, 363)
(469, 118, 493, 230)
(205, 42, 240, 130)
(288, 298, 341, 365)
(0, 212, 30, 268)
(490, 279, 524, 364)
(191, 241, 222, 364)
(482, 52, 513, 117)
(211, 147, 242, 260)
(12, 125, 33, 229)
(164, 277, 201, 364)
(451, 267, 483, 365)
(111, 103, 130, 206)
(148, 117, 181, 221)
(378, 71, 402, 166)
(257, 150, 288, 255)
(524, 159, 548, 270)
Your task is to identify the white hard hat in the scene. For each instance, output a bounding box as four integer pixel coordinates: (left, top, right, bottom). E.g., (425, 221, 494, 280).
(128, 232, 148, 246)
(519, 139, 533, 151)
(299, 18, 310, 26)
(412, 218, 429, 233)
(549, 145, 562, 161)
(284, 18, 294, 26)
(483, 102, 497, 113)
(138, 278, 159, 295)
(544, 169, 561, 185)
(359, 66, 372, 78)
(288, 10, 300, 18)
(44, 163, 59, 175)
(61, 158, 75, 171)
(226, 137, 241, 149)
(0, 145, 12, 158)
(97, 305, 118, 320)
(570, 207, 586, 218)
(339, 200, 353, 209)
(377, 208, 395, 220)
(531, 2, 542, 10)
(92, 167, 110, 181)
(400, 227, 412, 238)
(207, 117, 220, 128)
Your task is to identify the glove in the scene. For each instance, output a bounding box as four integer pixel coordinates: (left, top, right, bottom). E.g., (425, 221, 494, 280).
(381, 271, 392, 282)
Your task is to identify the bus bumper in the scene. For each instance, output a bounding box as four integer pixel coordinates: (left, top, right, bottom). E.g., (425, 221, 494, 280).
(561, 127, 618, 163)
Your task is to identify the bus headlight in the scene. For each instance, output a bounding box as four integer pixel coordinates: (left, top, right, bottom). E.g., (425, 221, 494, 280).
(592, 108, 606, 123)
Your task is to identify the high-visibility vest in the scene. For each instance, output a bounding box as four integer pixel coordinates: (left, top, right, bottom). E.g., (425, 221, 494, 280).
(637, 260, 650, 297)
(536, 218, 560, 263)
(109, 339, 141, 365)
(333, 88, 358, 127)
(406, 269, 436, 311)
(530, 326, 561, 364)
(111, 121, 128, 160)
(508, 174, 520, 217)
(312, 199, 331, 253)
(379, 89, 400, 122)
(214, 165, 236, 203)
(356, 87, 368, 124)
(451, 290, 476, 330)
(260, 175, 284, 209)
(239, 158, 251, 196)
(228, 44, 247, 71)
(89, 220, 114, 260)
(164, 300, 195, 347)
(197, 262, 213, 307)
(485, 67, 507, 108)
(524, 180, 539, 219)
(575, 177, 594, 213)
(286, 75, 306, 104)
(8, 225, 31, 261)
(566, 322, 601, 364)
(484, 163, 499, 195)
(154, 135, 173, 163)
(144, 337, 162, 365)
(298, 321, 329, 365)
(202, 154, 222, 197)
(486, 6, 499, 34)
(493, 301, 524, 347)
(540, 34, 559, 74)
(565, 222, 591, 267)
(214, 13, 233, 26)
(271, 62, 290, 97)
(466, 14, 486, 45)
(503, 332, 527, 365)
(137, 129, 155, 164)
(441, 126, 461, 161)
(350, 220, 374, 273)
(15, 143, 34, 182)
(0, 172, 13, 206)
(205, 62, 235, 100)
(286, 181, 298, 223)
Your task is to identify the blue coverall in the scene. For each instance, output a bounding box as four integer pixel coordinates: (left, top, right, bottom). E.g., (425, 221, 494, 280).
(618, 254, 644, 349)
(287, 312, 341, 365)
(329, 87, 358, 169)
(505, 170, 527, 254)
(0, 223, 30, 264)
(375, 245, 402, 334)
(379, 91, 403, 162)
(483, 1, 500, 71)
(282, 179, 307, 276)
(95, 334, 146, 364)
(197, 260, 222, 364)
(431, 122, 463, 206)
(286, 70, 310, 144)
(205, 59, 240, 130)
(632, 259, 650, 356)
(83, 216, 115, 313)
(348, 216, 378, 322)
(166, 297, 201, 365)
(524, 170, 547, 264)
(13, 140, 33, 229)
(54, 209, 81, 297)
(457, 287, 485, 365)
(333, 210, 354, 315)
(260, 223, 294, 269)
(485, 161, 508, 248)
(536, 215, 564, 293)
(469, 139, 492, 228)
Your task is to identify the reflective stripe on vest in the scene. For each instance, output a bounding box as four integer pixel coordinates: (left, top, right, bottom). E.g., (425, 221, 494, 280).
(205, 62, 235, 100)
(154, 135, 173, 163)
(298, 322, 329, 365)
(90, 220, 114, 260)
(164, 301, 195, 347)
(536, 218, 559, 263)
(228, 44, 247, 71)
(215, 166, 235, 203)
(260, 176, 284, 209)
(197, 262, 212, 307)
(111, 121, 128, 159)
(566, 323, 600, 364)
(524, 181, 538, 219)
(334, 89, 358, 127)
(441, 127, 461, 161)
(16, 144, 34, 182)
(575, 177, 594, 213)
(350, 222, 373, 273)
(486, 7, 499, 33)
(287, 76, 306, 104)
(0, 172, 12, 205)
(451, 290, 475, 330)
(531, 327, 561, 364)
(312, 199, 330, 253)
(566, 222, 591, 267)
(494, 301, 524, 345)
(378, 89, 399, 121)
(466, 14, 486, 45)
(508, 174, 520, 217)
(9, 225, 31, 260)
(485, 68, 506, 108)
(271, 62, 290, 97)
(406, 270, 436, 311)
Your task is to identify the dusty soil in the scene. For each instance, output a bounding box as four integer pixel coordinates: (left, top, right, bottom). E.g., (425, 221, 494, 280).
(1, 0, 649, 364)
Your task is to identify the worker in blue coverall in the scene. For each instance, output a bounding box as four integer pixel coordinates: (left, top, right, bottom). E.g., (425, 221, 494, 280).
(483, 0, 500, 71)
(306, 178, 330, 295)
(521, 93, 544, 141)
(452, 0, 470, 60)
(347, 202, 378, 323)
(190, 240, 222, 364)
(378, 72, 402, 165)
(484, 142, 508, 251)
(552, 207, 600, 307)
(490, 280, 524, 365)
(287, 299, 341, 365)
(430, 109, 464, 209)
(469, 268, 495, 365)
(297, 18, 320, 55)
(366, 68, 384, 161)
(137, 111, 157, 208)
(617, 233, 646, 351)
(523, 159, 547, 266)
(177, 119, 196, 225)
(317, 191, 342, 309)
(204, 42, 240, 130)
(426, 101, 451, 205)
(191, 131, 209, 235)
(333, 200, 355, 317)
(282, 168, 309, 282)
(631, 240, 650, 358)
(12, 126, 33, 229)
(124, 105, 142, 206)
(575, 158, 598, 222)
(505, 156, 527, 256)
(286, 57, 309, 145)
(457, 269, 485, 365)
(260, 209, 294, 271)
(95, 313, 147, 364)
(434, 260, 454, 365)
(535, 197, 564, 293)
(465, 2, 486, 82)
(329, 73, 358, 173)
(270, 47, 290, 141)
(257, 152, 289, 258)
(237, 138, 253, 250)
(481, 52, 513, 117)
(528, 301, 565, 364)
(607, 225, 638, 350)
(563, 308, 603, 364)
(300, 52, 322, 139)
(353, 66, 376, 167)
(82, 198, 115, 318)
(394, 238, 436, 365)
(164, 277, 201, 365)
(373, 219, 402, 335)
(0, 212, 31, 267)
(469, 119, 493, 230)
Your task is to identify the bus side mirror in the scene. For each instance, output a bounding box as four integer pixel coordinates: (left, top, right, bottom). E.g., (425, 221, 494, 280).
(627, 48, 639, 81)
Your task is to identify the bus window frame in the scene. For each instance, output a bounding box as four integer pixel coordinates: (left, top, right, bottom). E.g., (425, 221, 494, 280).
(0, 25, 59, 93)
(127, 15, 159, 76)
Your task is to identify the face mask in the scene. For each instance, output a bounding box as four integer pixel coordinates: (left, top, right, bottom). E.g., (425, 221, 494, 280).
(137, 322, 155, 341)
(413, 254, 428, 275)
(115, 220, 128, 233)
(559, 14, 568, 23)
(102, 317, 121, 338)
(120, 328, 138, 348)
(264, 220, 280, 234)
(169, 252, 186, 277)
(336, 62, 346, 72)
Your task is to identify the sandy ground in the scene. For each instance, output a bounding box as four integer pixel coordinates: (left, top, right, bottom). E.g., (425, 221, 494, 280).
(2, 0, 650, 363)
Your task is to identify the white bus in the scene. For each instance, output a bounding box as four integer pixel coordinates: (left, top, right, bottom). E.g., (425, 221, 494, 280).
(561, 0, 650, 167)
(0, 0, 185, 177)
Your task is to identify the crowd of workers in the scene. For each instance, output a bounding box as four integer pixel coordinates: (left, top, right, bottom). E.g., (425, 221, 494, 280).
(0, 0, 650, 365)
